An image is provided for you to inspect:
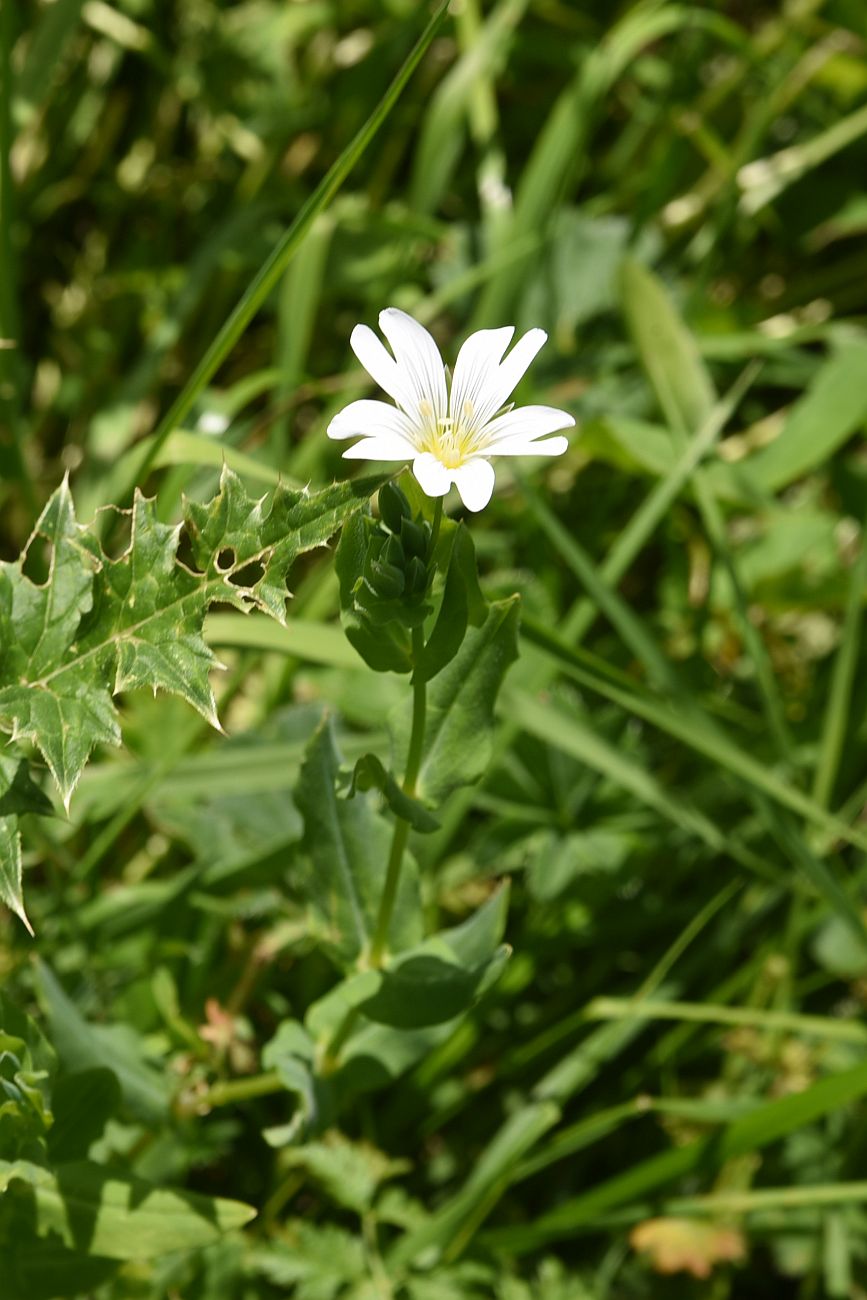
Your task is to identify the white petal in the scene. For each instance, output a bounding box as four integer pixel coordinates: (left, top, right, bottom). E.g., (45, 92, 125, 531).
(488, 435, 569, 457)
(480, 328, 548, 424)
(350, 323, 416, 411)
(327, 399, 416, 441)
(452, 459, 496, 512)
(342, 434, 416, 460)
(379, 308, 447, 421)
(449, 326, 515, 427)
(479, 404, 574, 446)
(412, 452, 451, 498)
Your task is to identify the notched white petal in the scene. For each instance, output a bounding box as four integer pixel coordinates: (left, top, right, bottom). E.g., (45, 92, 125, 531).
(350, 323, 414, 410)
(412, 452, 451, 499)
(483, 328, 548, 422)
(327, 399, 415, 440)
(379, 307, 447, 420)
(488, 435, 569, 457)
(450, 326, 515, 426)
(452, 459, 496, 512)
(480, 403, 575, 446)
(342, 434, 416, 461)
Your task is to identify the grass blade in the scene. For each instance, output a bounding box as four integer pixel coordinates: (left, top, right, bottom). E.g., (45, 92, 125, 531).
(120, 0, 451, 499)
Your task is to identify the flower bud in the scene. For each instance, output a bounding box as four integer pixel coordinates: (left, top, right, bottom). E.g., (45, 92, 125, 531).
(405, 555, 428, 595)
(370, 560, 405, 599)
(400, 516, 427, 560)
(384, 534, 405, 570)
(378, 482, 412, 534)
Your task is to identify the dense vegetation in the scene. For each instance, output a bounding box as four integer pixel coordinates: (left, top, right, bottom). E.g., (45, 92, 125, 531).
(4, 0, 867, 1295)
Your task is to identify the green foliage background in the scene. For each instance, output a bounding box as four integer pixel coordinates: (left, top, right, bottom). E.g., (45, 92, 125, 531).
(5, 0, 867, 1295)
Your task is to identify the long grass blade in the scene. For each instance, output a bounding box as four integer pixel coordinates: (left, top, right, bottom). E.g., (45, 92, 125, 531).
(119, 0, 451, 500)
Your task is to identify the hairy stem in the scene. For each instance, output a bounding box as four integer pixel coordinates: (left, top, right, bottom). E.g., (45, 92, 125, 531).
(325, 495, 443, 1067)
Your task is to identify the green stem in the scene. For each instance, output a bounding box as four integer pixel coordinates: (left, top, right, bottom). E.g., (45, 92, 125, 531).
(326, 495, 443, 1065)
(369, 621, 427, 968)
(429, 495, 444, 555)
(179, 1069, 283, 1115)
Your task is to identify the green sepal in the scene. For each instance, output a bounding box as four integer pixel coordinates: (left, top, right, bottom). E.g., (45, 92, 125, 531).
(335, 515, 413, 673)
(377, 481, 412, 534)
(400, 516, 430, 562)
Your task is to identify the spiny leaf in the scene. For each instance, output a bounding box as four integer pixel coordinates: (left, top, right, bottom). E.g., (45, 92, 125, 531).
(185, 469, 383, 623)
(0, 467, 380, 927)
(0, 819, 32, 938)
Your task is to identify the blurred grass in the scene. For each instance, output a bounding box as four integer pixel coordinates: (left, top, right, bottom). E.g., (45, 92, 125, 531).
(6, 0, 867, 1296)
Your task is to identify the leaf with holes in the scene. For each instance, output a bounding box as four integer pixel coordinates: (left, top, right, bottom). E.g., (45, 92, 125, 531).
(0, 468, 381, 930)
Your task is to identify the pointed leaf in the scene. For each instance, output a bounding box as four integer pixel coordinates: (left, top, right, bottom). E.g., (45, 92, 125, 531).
(295, 718, 422, 968)
(620, 256, 716, 438)
(0, 1158, 255, 1260)
(185, 468, 384, 623)
(390, 597, 520, 808)
(35, 961, 170, 1125)
(0, 757, 54, 819)
(416, 524, 486, 684)
(0, 469, 377, 926)
(0, 819, 32, 937)
(355, 884, 511, 1029)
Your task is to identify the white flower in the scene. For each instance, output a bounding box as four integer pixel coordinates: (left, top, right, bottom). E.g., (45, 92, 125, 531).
(327, 308, 574, 512)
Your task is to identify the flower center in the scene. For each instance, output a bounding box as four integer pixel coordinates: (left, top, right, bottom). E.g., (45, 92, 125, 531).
(417, 399, 478, 468)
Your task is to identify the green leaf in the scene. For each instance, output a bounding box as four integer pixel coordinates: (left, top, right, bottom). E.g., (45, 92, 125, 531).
(184, 468, 384, 624)
(305, 889, 509, 1040)
(335, 513, 414, 673)
(0, 818, 31, 937)
(343, 753, 440, 833)
(0, 478, 117, 809)
(261, 1021, 323, 1147)
(0, 1158, 255, 1260)
(46, 1070, 120, 1164)
(248, 1223, 366, 1292)
(0, 758, 48, 930)
(34, 961, 170, 1125)
(0, 1001, 54, 1159)
(356, 885, 511, 1030)
(0, 468, 377, 926)
(334, 509, 435, 673)
(417, 525, 486, 684)
(619, 256, 716, 437)
(280, 1131, 409, 1215)
(335, 1017, 458, 1102)
(0, 757, 53, 819)
(391, 597, 520, 809)
(731, 341, 867, 495)
(486, 1057, 867, 1252)
(295, 718, 422, 968)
